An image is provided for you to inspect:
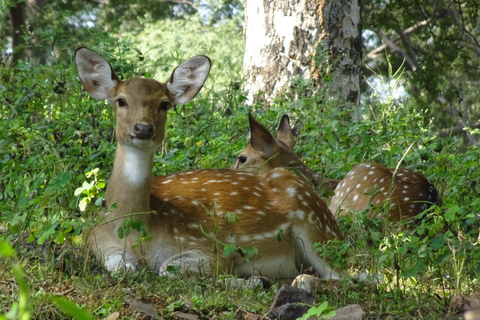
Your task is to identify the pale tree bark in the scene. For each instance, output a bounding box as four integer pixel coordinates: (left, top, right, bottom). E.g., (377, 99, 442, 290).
(243, 0, 361, 105)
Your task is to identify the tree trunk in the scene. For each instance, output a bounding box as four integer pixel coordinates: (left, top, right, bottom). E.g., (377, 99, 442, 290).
(27, 0, 48, 64)
(9, 0, 27, 65)
(243, 0, 361, 105)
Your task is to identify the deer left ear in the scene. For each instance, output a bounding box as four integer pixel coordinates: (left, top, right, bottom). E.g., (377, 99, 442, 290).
(276, 115, 295, 149)
(167, 56, 211, 105)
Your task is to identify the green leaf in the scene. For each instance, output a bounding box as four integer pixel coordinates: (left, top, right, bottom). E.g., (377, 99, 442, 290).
(223, 244, 236, 257)
(224, 212, 240, 223)
(47, 295, 94, 320)
(166, 265, 178, 275)
(74, 186, 85, 196)
(444, 205, 459, 222)
(0, 240, 15, 258)
(37, 225, 56, 245)
(242, 246, 258, 262)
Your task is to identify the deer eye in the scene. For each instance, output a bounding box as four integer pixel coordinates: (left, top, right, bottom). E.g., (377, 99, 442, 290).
(159, 101, 171, 111)
(238, 155, 247, 164)
(116, 98, 127, 107)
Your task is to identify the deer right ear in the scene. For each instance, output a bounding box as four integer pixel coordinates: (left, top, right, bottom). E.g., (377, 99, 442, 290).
(249, 114, 278, 159)
(167, 56, 211, 105)
(75, 48, 119, 100)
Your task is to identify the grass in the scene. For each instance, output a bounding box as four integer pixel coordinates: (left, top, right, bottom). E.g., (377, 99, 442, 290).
(1, 38, 479, 319)
(0, 225, 461, 319)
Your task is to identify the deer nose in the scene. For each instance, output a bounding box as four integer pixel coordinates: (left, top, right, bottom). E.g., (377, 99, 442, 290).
(133, 123, 154, 140)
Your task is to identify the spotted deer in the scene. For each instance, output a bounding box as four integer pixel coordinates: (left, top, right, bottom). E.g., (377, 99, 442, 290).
(76, 48, 346, 281)
(232, 114, 442, 221)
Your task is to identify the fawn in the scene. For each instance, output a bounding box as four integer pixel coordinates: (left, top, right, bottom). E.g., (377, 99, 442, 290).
(232, 114, 442, 221)
(76, 48, 346, 281)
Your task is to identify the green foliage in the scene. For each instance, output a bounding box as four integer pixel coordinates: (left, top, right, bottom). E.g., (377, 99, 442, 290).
(117, 219, 152, 243)
(128, 13, 244, 94)
(363, 0, 480, 132)
(1, 7, 480, 317)
(0, 239, 30, 320)
(297, 301, 336, 320)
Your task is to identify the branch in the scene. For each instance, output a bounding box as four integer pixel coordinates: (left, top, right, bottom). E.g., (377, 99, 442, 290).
(436, 95, 479, 145)
(450, 4, 480, 57)
(438, 122, 480, 137)
(367, 20, 429, 60)
(396, 28, 419, 69)
(83, 0, 106, 4)
(160, 0, 199, 10)
(377, 31, 418, 71)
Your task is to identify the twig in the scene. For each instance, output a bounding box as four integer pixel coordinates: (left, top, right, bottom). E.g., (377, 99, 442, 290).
(52, 287, 75, 296)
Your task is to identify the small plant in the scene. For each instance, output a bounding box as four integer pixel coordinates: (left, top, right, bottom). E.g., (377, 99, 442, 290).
(0, 239, 30, 320)
(297, 301, 336, 320)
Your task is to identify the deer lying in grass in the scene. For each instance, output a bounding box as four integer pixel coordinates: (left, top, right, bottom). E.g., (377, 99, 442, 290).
(76, 48, 347, 282)
(232, 114, 442, 221)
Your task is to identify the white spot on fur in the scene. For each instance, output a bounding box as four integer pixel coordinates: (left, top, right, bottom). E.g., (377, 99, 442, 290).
(286, 186, 296, 197)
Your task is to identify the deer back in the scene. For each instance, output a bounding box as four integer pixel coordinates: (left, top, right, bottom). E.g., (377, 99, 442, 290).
(330, 163, 442, 221)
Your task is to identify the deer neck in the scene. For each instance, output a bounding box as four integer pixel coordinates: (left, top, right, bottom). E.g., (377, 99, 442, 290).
(288, 155, 319, 184)
(105, 143, 154, 215)
(289, 156, 337, 191)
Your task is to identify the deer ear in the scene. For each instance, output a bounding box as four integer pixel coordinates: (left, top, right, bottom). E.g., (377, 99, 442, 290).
(249, 114, 278, 159)
(75, 48, 119, 100)
(167, 56, 211, 105)
(276, 115, 295, 149)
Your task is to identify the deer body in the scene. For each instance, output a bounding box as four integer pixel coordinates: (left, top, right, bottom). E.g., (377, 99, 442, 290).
(149, 168, 342, 278)
(330, 162, 441, 220)
(233, 114, 441, 221)
(76, 48, 344, 280)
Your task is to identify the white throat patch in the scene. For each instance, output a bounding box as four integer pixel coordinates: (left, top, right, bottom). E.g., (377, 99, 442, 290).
(122, 145, 153, 186)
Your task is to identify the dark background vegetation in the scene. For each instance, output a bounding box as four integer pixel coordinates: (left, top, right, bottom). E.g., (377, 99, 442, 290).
(1, 0, 479, 319)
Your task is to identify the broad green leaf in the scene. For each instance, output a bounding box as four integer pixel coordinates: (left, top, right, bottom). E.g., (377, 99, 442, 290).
(48, 295, 94, 320)
(0, 240, 15, 257)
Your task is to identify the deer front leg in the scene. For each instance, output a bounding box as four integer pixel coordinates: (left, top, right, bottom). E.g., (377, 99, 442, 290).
(158, 250, 216, 277)
(103, 250, 138, 272)
(87, 225, 138, 272)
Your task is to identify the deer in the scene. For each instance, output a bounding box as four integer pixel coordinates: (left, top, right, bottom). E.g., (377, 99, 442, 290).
(232, 114, 442, 222)
(75, 48, 348, 283)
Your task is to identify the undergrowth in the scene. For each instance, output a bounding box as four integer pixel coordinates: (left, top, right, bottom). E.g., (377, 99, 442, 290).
(1, 34, 480, 319)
